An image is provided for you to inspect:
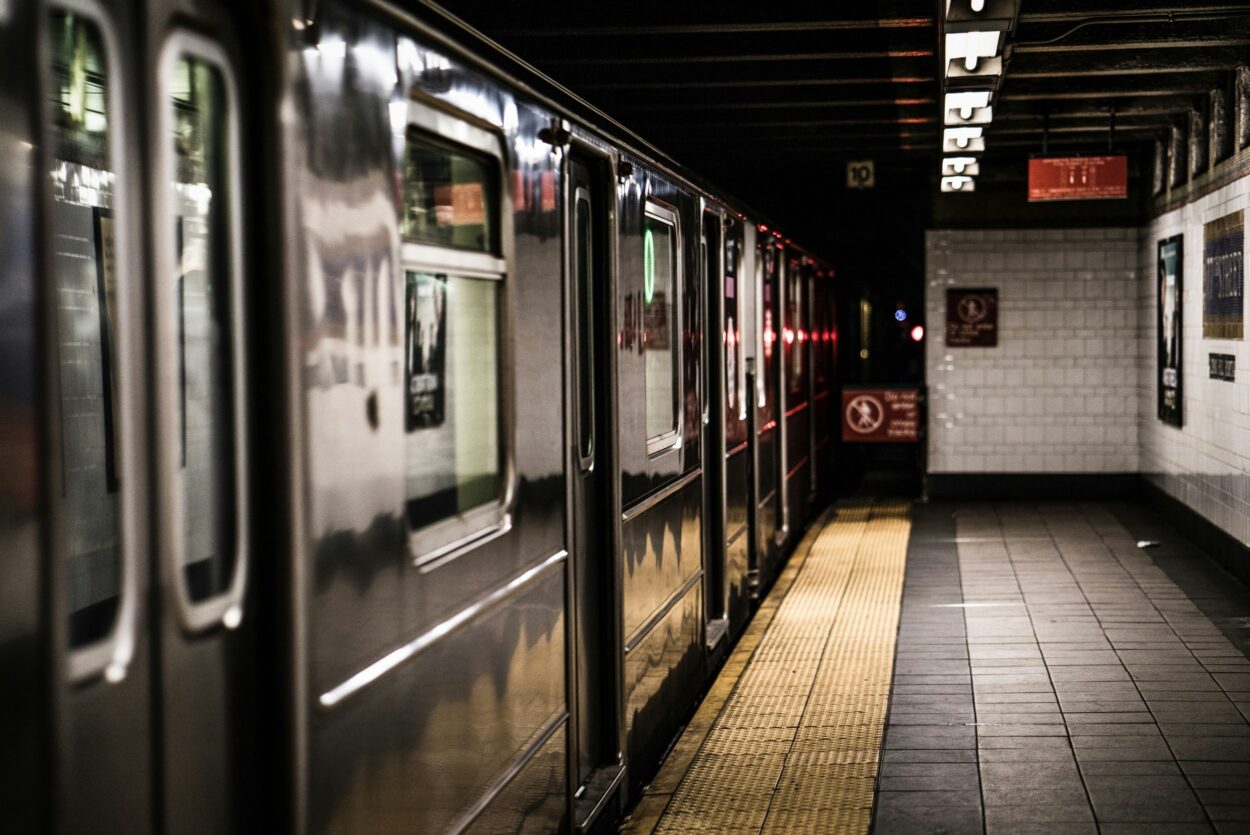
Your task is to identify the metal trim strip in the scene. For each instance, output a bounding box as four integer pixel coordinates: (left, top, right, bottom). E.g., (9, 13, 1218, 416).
(786, 456, 811, 482)
(621, 468, 701, 523)
(449, 710, 568, 835)
(624, 568, 703, 654)
(318, 549, 567, 709)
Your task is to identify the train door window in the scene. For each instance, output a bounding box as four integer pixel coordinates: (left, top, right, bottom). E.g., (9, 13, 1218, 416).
(725, 233, 745, 431)
(575, 186, 594, 466)
(158, 35, 248, 629)
(48, 8, 124, 649)
(643, 201, 680, 452)
(400, 118, 507, 562)
(786, 257, 804, 395)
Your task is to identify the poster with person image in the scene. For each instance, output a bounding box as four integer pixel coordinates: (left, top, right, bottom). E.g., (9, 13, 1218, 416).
(1158, 235, 1183, 427)
(405, 271, 447, 430)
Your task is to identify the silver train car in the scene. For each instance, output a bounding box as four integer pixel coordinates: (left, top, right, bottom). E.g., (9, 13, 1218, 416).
(0, 0, 840, 831)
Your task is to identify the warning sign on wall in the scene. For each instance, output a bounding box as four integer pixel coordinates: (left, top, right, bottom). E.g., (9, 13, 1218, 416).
(946, 288, 998, 347)
(841, 387, 920, 443)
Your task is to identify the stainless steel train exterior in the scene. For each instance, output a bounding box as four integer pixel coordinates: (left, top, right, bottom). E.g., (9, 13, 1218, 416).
(1, 0, 839, 831)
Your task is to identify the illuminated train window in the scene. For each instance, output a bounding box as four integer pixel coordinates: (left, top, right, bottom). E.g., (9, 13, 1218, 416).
(400, 132, 505, 558)
(48, 10, 122, 647)
(643, 201, 680, 451)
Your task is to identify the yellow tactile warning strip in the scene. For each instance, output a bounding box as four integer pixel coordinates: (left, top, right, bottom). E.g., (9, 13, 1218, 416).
(622, 499, 911, 835)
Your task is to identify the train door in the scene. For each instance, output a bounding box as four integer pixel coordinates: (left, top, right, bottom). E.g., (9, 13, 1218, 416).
(145, 3, 255, 831)
(700, 208, 728, 650)
(38, 1, 156, 830)
(567, 152, 625, 829)
(720, 221, 751, 629)
(753, 238, 781, 582)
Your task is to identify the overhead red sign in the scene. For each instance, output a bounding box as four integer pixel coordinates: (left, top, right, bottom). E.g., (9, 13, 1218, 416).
(842, 387, 920, 443)
(1028, 155, 1127, 202)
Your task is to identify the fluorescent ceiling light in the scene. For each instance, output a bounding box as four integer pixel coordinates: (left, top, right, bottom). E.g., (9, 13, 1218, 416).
(945, 91, 991, 120)
(946, 30, 1001, 73)
(943, 157, 980, 176)
(944, 127, 984, 149)
(941, 176, 976, 192)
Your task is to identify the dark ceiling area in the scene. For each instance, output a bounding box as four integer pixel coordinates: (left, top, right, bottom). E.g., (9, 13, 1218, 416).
(431, 0, 1250, 265)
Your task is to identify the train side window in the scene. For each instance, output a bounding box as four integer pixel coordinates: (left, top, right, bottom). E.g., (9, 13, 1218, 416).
(155, 33, 250, 633)
(643, 201, 680, 452)
(400, 128, 506, 561)
(48, 9, 123, 648)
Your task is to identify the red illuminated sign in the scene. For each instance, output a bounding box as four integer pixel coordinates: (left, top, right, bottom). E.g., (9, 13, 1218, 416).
(841, 387, 920, 443)
(1028, 155, 1127, 202)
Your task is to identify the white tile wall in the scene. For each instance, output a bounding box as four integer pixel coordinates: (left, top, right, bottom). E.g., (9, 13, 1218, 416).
(1140, 183, 1250, 547)
(925, 228, 1140, 475)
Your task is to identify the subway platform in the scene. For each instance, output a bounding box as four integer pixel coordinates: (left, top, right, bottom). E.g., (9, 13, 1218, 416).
(622, 499, 1250, 834)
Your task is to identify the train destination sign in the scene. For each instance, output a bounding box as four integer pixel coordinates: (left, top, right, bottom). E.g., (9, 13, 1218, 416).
(946, 288, 998, 347)
(1027, 155, 1128, 202)
(842, 388, 920, 443)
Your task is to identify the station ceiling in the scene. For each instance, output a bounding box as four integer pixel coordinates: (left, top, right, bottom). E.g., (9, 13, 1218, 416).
(433, 0, 1250, 251)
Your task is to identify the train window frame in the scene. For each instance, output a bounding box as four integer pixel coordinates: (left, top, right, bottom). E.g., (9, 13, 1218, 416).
(154, 30, 249, 634)
(400, 98, 515, 570)
(49, 0, 140, 684)
(642, 199, 683, 457)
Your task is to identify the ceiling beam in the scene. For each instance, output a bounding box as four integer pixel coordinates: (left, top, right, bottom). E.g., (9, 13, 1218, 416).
(537, 49, 934, 66)
(609, 97, 936, 112)
(578, 76, 935, 91)
(494, 18, 935, 37)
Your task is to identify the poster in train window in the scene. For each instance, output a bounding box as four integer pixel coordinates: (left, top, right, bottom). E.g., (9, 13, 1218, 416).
(405, 271, 447, 429)
(1203, 210, 1243, 340)
(1157, 235, 1183, 427)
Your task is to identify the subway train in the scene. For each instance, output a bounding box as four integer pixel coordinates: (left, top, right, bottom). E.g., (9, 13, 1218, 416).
(1, 0, 840, 831)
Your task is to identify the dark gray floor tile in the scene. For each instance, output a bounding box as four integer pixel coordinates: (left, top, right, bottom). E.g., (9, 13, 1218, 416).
(878, 774, 980, 792)
(1100, 825, 1215, 834)
(1169, 737, 1250, 761)
(980, 783, 1088, 807)
(1079, 760, 1181, 776)
(983, 803, 1095, 824)
(886, 726, 977, 749)
(977, 723, 1069, 737)
(1084, 776, 1206, 822)
(880, 762, 979, 779)
(875, 790, 982, 808)
(986, 824, 1097, 835)
(882, 749, 979, 764)
(873, 802, 984, 835)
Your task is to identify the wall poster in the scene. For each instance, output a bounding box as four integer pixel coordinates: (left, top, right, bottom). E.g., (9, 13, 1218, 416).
(1157, 235, 1183, 427)
(405, 271, 447, 430)
(1203, 210, 1244, 340)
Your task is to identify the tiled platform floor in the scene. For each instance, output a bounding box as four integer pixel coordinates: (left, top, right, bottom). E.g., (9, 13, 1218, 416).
(626, 499, 1250, 835)
(880, 501, 1250, 835)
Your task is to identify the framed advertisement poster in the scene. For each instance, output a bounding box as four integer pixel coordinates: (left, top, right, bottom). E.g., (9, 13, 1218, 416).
(1203, 210, 1243, 340)
(1157, 235, 1183, 427)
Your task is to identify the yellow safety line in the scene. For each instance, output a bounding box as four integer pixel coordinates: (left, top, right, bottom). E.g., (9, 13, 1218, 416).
(625, 499, 911, 835)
